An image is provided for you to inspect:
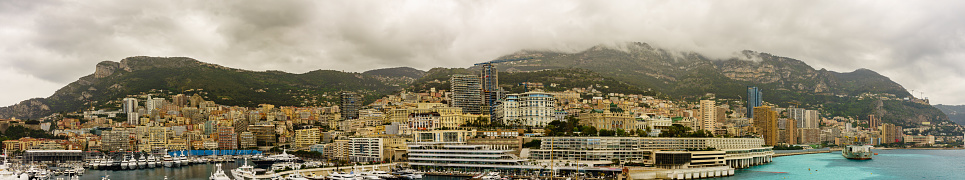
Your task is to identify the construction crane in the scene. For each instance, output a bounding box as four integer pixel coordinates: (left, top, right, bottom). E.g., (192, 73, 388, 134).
(473, 57, 535, 66)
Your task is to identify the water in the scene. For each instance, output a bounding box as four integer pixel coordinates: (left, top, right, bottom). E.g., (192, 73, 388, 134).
(71, 161, 246, 180)
(715, 149, 965, 180)
(56, 149, 965, 180)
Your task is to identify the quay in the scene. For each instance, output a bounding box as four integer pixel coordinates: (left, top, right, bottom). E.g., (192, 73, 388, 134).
(252, 163, 398, 179)
(772, 148, 832, 157)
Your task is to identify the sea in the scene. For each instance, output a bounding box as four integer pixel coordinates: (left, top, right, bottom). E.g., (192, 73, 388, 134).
(56, 149, 965, 180)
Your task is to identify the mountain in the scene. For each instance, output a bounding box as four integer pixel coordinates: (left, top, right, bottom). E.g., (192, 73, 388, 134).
(407, 68, 655, 96)
(480, 42, 946, 126)
(933, 104, 965, 126)
(362, 67, 427, 87)
(0, 56, 401, 119)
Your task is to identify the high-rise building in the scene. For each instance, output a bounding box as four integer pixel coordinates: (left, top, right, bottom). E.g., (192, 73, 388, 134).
(218, 126, 238, 149)
(804, 110, 819, 129)
(869, 115, 880, 131)
(172, 94, 187, 107)
(753, 106, 778, 146)
(450, 74, 483, 115)
(340, 92, 361, 120)
(779, 118, 797, 145)
(481, 64, 499, 121)
(699, 100, 717, 134)
(880, 123, 903, 143)
(746, 86, 762, 118)
(122, 98, 139, 124)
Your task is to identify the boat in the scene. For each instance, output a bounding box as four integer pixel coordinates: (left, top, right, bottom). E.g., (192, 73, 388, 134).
(326, 172, 361, 180)
(138, 155, 147, 168)
(179, 153, 188, 166)
(162, 154, 175, 168)
(251, 150, 302, 168)
(147, 155, 157, 168)
(209, 164, 232, 180)
(842, 145, 873, 160)
(120, 156, 130, 170)
(230, 159, 257, 180)
(128, 155, 138, 169)
(479, 172, 501, 180)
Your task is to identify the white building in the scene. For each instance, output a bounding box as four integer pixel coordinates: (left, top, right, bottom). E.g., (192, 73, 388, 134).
(349, 138, 384, 162)
(495, 91, 556, 127)
(405, 113, 440, 135)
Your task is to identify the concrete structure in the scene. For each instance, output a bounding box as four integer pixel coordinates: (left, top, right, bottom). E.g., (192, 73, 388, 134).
(495, 91, 556, 127)
(340, 92, 362, 120)
(239, 132, 257, 149)
(699, 100, 716, 134)
(481, 64, 499, 121)
(753, 106, 778, 146)
(349, 138, 383, 162)
(294, 128, 321, 148)
(450, 74, 483, 115)
(904, 135, 935, 145)
(530, 137, 773, 168)
(405, 113, 440, 135)
(218, 126, 238, 149)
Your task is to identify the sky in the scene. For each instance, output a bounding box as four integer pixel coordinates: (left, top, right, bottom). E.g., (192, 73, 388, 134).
(2, 0, 965, 106)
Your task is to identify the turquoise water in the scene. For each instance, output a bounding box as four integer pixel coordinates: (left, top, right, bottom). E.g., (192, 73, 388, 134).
(716, 149, 965, 180)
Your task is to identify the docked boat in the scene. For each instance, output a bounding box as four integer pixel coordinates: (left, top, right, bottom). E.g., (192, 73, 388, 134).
(128, 155, 138, 169)
(147, 155, 157, 168)
(230, 159, 257, 180)
(120, 156, 130, 170)
(842, 145, 873, 160)
(138, 155, 147, 168)
(209, 164, 231, 180)
(327, 172, 361, 180)
(251, 150, 302, 168)
(162, 154, 175, 168)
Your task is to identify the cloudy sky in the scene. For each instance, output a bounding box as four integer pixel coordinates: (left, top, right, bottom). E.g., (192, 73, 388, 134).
(2, 0, 965, 106)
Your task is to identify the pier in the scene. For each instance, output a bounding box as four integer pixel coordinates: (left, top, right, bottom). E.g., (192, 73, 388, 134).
(773, 148, 832, 157)
(251, 163, 399, 179)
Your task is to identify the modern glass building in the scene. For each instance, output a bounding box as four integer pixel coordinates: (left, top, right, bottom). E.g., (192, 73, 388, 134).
(746, 86, 762, 118)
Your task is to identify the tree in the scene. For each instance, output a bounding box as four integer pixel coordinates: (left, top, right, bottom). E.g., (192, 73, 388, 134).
(582, 126, 597, 136)
(615, 128, 628, 137)
(599, 129, 615, 136)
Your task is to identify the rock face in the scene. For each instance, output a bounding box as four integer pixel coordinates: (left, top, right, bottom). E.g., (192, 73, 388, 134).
(94, 61, 120, 78)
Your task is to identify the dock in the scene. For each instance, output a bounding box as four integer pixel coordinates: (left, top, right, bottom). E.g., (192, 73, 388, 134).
(251, 163, 399, 179)
(773, 148, 832, 157)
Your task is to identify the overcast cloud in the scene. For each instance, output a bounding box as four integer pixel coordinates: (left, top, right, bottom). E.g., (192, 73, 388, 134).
(2, 0, 965, 106)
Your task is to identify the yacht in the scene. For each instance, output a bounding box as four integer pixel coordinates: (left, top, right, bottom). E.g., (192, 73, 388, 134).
(209, 164, 232, 180)
(370, 171, 394, 179)
(147, 155, 157, 168)
(162, 154, 175, 168)
(230, 159, 257, 180)
(120, 156, 130, 170)
(251, 150, 302, 168)
(842, 145, 873, 160)
(128, 155, 138, 169)
(179, 154, 188, 166)
(138, 155, 147, 168)
(326, 172, 361, 180)
(0, 156, 20, 179)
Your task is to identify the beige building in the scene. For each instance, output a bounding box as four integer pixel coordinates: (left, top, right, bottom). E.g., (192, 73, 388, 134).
(699, 100, 717, 134)
(294, 128, 321, 148)
(579, 111, 636, 131)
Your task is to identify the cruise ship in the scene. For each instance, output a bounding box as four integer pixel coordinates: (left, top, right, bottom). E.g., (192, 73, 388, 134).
(842, 145, 873, 160)
(407, 142, 526, 171)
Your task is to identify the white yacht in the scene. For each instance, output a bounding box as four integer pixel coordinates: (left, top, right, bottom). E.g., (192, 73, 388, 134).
(370, 171, 394, 179)
(162, 154, 175, 168)
(230, 159, 257, 180)
(120, 156, 130, 170)
(326, 172, 361, 180)
(138, 155, 147, 168)
(178, 154, 188, 166)
(147, 155, 157, 168)
(209, 164, 232, 180)
(128, 155, 138, 169)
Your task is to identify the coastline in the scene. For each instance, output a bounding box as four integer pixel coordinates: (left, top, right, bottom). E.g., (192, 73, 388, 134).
(876, 147, 964, 150)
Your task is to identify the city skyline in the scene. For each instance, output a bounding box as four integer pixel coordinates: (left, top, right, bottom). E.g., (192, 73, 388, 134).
(3, 1, 965, 106)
